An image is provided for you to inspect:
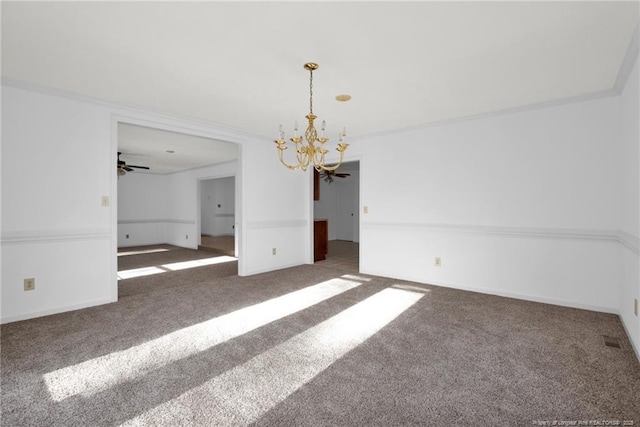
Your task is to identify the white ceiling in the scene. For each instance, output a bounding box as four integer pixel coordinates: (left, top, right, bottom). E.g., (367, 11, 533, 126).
(118, 124, 238, 174)
(2, 2, 639, 172)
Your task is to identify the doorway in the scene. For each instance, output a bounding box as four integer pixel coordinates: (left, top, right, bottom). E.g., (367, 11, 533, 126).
(114, 119, 242, 301)
(199, 177, 236, 256)
(313, 160, 360, 269)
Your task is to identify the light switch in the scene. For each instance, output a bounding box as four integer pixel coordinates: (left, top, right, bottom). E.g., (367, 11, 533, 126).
(363, 206, 369, 214)
(101, 196, 110, 207)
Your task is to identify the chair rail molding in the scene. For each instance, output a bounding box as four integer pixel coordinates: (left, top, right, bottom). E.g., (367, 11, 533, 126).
(1, 228, 111, 245)
(362, 221, 639, 253)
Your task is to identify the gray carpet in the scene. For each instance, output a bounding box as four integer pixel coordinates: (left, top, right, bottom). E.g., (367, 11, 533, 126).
(1, 245, 639, 426)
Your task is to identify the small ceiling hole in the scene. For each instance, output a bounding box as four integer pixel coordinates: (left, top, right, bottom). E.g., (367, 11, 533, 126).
(602, 335, 622, 349)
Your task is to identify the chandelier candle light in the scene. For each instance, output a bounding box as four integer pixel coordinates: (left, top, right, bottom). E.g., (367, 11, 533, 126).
(275, 62, 349, 172)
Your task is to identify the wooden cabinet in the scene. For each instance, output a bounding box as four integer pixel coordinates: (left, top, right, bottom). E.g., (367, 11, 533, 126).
(314, 219, 328, 261)
(314, 170, 320, 201)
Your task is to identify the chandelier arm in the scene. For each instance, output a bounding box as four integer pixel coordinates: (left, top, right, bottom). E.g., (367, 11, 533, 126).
(312, 146, 326, 168)
(276, 142, 301, 170)
(297, 153, 310, 171)
(315, 152, 345, 172)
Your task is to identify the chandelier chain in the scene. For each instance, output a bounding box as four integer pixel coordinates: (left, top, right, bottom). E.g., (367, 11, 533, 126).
(309, 69, 313, 115)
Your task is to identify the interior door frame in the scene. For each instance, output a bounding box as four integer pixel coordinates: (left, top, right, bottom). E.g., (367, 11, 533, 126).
(111, 114, 246, 301)
(309, 156, 362, 265)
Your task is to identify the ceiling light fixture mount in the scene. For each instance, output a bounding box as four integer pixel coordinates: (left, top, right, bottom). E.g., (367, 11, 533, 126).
(275, 62, 348, 172)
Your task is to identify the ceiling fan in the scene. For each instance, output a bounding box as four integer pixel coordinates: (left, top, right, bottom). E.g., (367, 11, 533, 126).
(319, 169, 350, 184)
(117, 152, 150, 176)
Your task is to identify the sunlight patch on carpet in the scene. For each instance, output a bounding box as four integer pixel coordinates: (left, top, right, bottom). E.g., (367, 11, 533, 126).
(121, 287, 424, 426)
(117, 248, 170, 257)
(117, 266, 166, 280)
(341, 274, 372, 282)
(43, 277, 362, 402)
(117, 255, 237, 280)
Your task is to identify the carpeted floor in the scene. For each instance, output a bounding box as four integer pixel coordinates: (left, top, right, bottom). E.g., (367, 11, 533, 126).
(316, 240, 359, 270)
(1, 245, 639, 426)
(199, 235, 235, 256)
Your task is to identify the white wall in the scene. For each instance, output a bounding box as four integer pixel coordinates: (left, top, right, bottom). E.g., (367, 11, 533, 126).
(201, 177, 235, 237)
(354, 94, 625, 316)
(165, 161, 237, 249)
(118, 173, 169, 247)
(618, 50, 640, 357)
(1, 82, 311, 322)
(241, 136, 311, 274)
(1, 85, 115, 322)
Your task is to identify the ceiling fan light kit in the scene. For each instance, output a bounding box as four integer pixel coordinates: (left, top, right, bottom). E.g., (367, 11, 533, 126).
(117, 152, 150, 177)
(275, 62, 349, 172)
(320, 169, 351, 184)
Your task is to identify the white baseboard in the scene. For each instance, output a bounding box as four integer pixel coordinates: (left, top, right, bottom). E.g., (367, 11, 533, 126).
(1, 297, 117, 324)
(619, 314, 640, 364)
(360, 267, 618, 314)
(242, 261, 307, 277)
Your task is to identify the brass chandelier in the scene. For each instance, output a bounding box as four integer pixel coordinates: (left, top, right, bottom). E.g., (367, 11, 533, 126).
(275, 62, 349, 172)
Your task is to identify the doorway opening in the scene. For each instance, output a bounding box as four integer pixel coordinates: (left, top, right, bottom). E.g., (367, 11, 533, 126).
(115, 120, 241, 299)
(313, 161, 360, 270)
(199, 177, 236, 256)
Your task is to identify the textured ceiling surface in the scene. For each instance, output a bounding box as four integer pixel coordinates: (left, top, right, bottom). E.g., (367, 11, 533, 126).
(2, 2, 638, 173)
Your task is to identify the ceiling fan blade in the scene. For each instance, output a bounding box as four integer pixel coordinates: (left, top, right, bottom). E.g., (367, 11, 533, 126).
(335, 173, 351, 177)
(124, 166, 134, 172)
(128, 165, 150, 170)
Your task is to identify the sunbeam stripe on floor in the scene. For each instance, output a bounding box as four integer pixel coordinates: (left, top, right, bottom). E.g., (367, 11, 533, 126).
(43, 277, 363, 401)
(121, 286, 425, 426)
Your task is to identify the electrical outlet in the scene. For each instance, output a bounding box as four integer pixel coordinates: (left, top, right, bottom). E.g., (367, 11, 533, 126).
(185, 235, 189, 240)
(24, 278, 35, 291)
(434, 257, 441, 267)
(635, 298, 638, 316)
(126, 234, 130, 239)
(272, 248, 277, 255)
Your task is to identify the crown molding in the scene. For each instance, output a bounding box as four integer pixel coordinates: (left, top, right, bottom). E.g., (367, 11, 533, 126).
(1, 78, 261, 142)
(356, 25, 640, 142)
(614, 23, 640, 95)
(355, 88, 618, 141)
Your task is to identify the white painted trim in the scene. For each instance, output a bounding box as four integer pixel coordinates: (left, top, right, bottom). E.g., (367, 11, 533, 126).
(2, 78, 259, 141)
(617, 230, 640, 255)
(431, 278, 619, 315)
(0, 297, 116, 324)
(362, 221, 639, 253)
(360, 266, 619, 315)
(118, 219, 196, 225)
(355, 89, 618, 141)
(619, 313, 640, 364)
(164, 159, 239, 176)
(244, 262, 308, 276)
(245, 219, 307, 230)
(1, 228, 111, 245)
(614, 23, 640, 95)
